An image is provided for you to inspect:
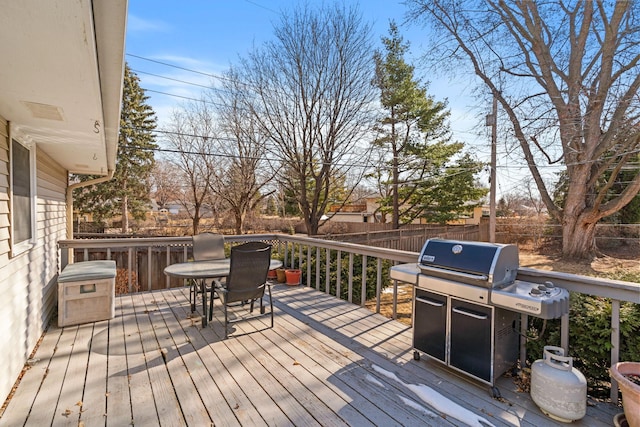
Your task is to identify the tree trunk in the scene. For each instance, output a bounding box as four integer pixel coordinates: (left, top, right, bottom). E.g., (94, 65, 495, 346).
(562, 215, 597, 259)
(391, 120, 399, 230)
(233, 209, 245, 235)
(191, 206, 200, 235)
(306, 216, 319, 236)
(121, 194, 129, 234)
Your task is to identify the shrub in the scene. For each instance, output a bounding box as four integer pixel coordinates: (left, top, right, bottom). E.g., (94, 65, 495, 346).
(282, 243, 392, 303)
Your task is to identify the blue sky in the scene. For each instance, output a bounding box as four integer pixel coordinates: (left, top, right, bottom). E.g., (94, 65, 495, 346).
(125, 0, 479, 129)
(125, 0, 531, 197)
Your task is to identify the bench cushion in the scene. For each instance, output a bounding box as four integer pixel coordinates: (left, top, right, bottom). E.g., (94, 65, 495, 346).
(58, 260, 117, 282)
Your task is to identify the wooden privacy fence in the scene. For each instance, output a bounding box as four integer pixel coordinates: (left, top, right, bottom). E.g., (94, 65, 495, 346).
(322, 223, 484, 252)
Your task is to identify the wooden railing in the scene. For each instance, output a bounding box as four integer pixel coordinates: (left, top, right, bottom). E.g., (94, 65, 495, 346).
(58, 233, 639, 401)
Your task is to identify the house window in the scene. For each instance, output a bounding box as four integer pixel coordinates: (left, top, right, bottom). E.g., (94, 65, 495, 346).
(11, 138, 35, 254)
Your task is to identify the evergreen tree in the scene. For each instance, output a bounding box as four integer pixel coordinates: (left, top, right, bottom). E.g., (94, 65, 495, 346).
(74, 64, 157, 232)
(372, 22, 486, 226)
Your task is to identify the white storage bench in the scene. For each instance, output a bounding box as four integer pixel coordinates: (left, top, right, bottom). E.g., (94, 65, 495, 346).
(57, 260, 117, 327)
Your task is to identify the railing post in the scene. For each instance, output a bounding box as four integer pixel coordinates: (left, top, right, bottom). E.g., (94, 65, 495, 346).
(128, 247, 133, 293)
(298, 244, 303, 272)
(336, 250, 342, 300)
(284, 241, 289, 268)
(325, 248, 331, 295)
(375, 258, 382, 314)
(315, 247, 321, 291)
(361, 255, 367, 306)
(561, 313, 569, 352)
(392, 278, 398, 320)
(348, 253, 354, 303)
(306, 245, 311, 287)
(610, 299, 620, 402)
(147, 245, 152, 292)
(166, 245, 171, 289)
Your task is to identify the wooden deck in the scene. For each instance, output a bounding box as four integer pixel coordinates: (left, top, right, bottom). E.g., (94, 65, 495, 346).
(0, 284, 620, 427)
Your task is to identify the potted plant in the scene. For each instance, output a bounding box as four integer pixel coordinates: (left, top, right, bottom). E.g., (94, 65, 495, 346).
(275, 268, 287, 283)
(285, 269, 301, 286)
(610, 362, 640, 427)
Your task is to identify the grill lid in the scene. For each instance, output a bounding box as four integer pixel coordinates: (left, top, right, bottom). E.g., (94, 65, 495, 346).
(418, 239, 518, 287)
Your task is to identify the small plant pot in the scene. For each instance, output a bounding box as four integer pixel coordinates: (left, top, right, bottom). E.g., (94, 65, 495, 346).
(267, 269, 277, 279)
(285, 269, 301, 286)
(610, 362, 640, 427)
(275, 268, 287, 283)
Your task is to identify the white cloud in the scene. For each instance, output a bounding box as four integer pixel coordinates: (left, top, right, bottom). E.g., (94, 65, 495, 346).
(127, 14, 170, 33)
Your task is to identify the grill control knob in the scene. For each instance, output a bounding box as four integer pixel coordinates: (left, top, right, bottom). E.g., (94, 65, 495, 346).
(544, 281, 556, 289)
(530, 288, 543, 296)
(538, 284, 548, 292)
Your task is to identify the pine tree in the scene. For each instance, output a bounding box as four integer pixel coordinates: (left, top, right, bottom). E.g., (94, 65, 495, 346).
(372, 22, 486, 226)
(74, 64, 157, 232)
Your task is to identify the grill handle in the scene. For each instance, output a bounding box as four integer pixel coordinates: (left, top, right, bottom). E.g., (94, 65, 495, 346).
(452, 306, 488, 320)
(419, 265, 488, 282)
(415, 296, 445, 307)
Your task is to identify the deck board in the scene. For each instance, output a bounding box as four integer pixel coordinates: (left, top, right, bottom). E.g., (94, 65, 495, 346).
(162, 288, 260, 427)
(53, 322, 94, 427)
(79, 320, 109, 427)
(24, 326, 78, 427)
(133, 292, 186, 427)
(232, 317, 380, 427)
(0, 284, 621, 427)
(2, 325, 62, 425)
(121, 293, 159, 427)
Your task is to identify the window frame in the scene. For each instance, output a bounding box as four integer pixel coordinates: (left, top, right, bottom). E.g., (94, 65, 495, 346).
(9, 128, 36, 256)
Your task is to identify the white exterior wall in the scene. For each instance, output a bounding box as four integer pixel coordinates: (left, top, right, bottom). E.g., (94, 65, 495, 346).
(0, 116, 67, 404)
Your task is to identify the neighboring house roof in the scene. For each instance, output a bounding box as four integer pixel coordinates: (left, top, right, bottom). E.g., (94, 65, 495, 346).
(0, 0, 127, 176)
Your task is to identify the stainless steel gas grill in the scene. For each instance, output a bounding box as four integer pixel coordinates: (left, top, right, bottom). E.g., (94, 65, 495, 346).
(390, 238, 570, 387)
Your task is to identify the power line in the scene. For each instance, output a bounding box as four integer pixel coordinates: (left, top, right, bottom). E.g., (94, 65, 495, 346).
(244, 0, 279, 14)
(129, 125, 640, 171)
(127, 53, 227, 81)
(131, 68, 221, 91)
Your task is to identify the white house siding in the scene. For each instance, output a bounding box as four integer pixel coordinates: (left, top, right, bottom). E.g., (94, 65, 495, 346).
(0, 116, 68, 405)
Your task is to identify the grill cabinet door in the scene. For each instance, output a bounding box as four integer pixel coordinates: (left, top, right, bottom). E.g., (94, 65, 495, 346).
(449, 298, 493, 382)
(413, 289, 447, 362)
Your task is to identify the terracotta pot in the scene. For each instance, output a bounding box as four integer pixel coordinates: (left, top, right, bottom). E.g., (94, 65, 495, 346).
(285, 269, 301, 286)
(267, 269, 277, 279)
(275, 268, 286, 283)
(610, 362, 640, 427)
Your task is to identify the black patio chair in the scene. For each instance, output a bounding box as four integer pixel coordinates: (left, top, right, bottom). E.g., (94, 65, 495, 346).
(209, 241, 273, 338)
(189, 232, 225, 312)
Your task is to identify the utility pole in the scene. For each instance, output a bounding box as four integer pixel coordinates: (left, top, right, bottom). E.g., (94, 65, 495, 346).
(486, 95, 497, 243)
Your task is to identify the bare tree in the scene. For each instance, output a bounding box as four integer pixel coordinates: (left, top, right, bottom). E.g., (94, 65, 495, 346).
(406, 0, 640, 258)
(500, 184, 546, 217)
(233, 3, 377, 235)
(163, 99, 218, 235)
(150, 159, 182, 210)
(210, 75, 276, 234)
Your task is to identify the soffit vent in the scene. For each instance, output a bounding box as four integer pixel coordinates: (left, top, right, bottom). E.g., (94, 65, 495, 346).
(21, 101, 65, 121)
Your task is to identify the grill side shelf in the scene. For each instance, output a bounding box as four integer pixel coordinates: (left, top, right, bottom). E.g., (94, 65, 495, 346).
(389, 263, 420, 285)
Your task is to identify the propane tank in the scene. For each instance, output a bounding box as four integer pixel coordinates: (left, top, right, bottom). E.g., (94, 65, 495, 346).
(530, 346, 587, 422)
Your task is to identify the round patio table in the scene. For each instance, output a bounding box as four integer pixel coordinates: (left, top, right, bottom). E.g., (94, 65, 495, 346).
(164, 259, 283, 326)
